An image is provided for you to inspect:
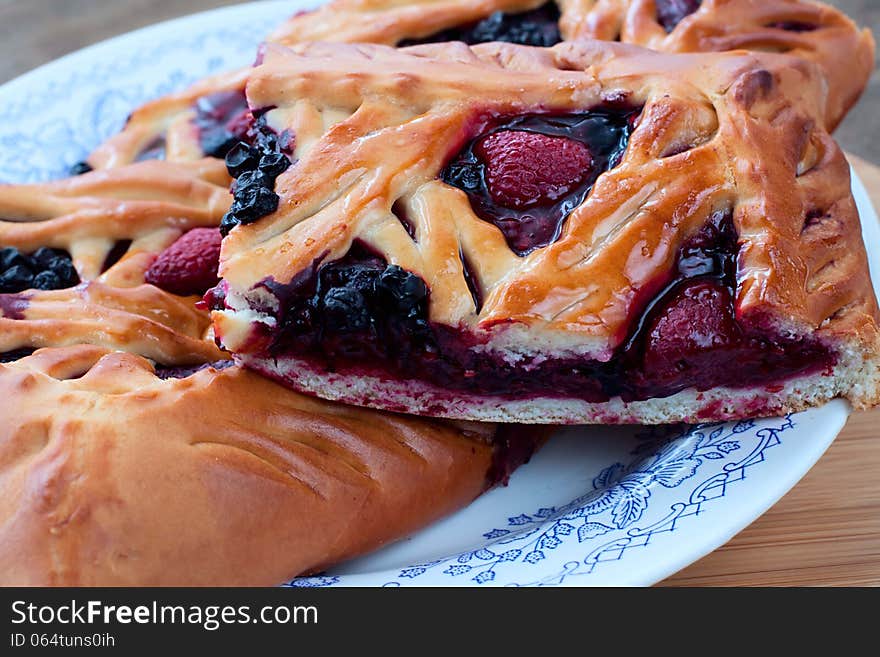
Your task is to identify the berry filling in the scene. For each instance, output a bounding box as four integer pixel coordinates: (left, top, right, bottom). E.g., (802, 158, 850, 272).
(239, 211, 833, 404)
(399, 2, 562, 47)
(0, 247, 79, 293)
(0, 347, 35, 363)
(656, 0, 702, 33)
(443, 110, 638, 255)
(219, 116, 293, 236)
(193, 90, 253, 159)
(145, 228, 223, 296)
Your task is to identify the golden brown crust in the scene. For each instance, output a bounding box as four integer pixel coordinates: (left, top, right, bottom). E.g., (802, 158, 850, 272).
(215, 39, 880, 414)
(0, 348, 500, 585)
(0, 150, 534, 586)
(272, 0, 873, 130)
(87, 0, 872, 172)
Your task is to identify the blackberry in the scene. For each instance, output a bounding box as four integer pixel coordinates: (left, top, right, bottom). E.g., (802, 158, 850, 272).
(0, 265, 34, 293)
(444, 163, 483, 193)
(0, 246, 79, 293)
(235, 169, 271, 193)
(220, 122, 292, 234)
(322, 287, 371, 333)
(400, 3, 561, 47)
(232, 186, 280, 223)
(0, 247, 28, 270)
(48, 258, 79, 287)
(32, 270, 61, 290)
(259, 152, 291, 178)
(469, 10, 561, 47)
(219, 212, 240, 237)
(375, 265, 428, 317)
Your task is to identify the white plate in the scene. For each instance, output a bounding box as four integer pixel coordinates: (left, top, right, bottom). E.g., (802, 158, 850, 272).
(1, 0, 876, 587)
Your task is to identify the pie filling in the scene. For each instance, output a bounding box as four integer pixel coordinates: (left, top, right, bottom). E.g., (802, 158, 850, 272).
(233, 208, 833, 403)
(0, 247, 79, 293)
(399, 2, 562, 47)
(656, 0, 702, 33)
(442, 110, 638, 255)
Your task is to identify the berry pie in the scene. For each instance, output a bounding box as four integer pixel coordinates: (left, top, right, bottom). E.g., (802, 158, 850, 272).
(82, 0, 872, 176)
(573, 0, 874, 131)
(272, 0, 873, 130)
(212, 40, 880, 424)
(0, 163, 542, 585)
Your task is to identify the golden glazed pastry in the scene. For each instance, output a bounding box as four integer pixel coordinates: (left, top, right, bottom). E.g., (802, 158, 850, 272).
(273, 0, 873, 130)
(83, 0, 872, 173)
(571, 0, 874, 131)
(212, 40, 880, 425)
(0, 163, 542, 586)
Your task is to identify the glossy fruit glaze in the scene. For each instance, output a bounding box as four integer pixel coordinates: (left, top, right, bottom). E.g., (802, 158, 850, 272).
(240, 210, 833, 403)
(399, 2, 562, 47)
(193, 90, 251, 159)
(443, 111, 638, 255)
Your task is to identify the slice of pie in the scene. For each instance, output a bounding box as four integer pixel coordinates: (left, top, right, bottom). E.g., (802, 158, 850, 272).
(0, 163, 542, 585)
(212, 40, 880, 424)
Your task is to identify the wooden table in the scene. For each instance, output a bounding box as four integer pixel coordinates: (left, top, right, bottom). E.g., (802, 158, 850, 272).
(2, 0, 879, 587)
(663, 156, 880, 586)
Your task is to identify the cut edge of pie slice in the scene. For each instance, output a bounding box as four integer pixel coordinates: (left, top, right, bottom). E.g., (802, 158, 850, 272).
(211, 39, 880, 424)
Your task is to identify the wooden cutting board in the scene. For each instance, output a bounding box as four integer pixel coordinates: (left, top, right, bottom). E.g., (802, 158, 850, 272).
(662, 154, 880, 586)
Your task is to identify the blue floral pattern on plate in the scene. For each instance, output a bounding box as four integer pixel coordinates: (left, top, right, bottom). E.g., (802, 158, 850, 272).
(0, 0, 862, 587)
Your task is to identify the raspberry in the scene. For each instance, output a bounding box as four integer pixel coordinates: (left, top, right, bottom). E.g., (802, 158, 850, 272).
(475, 130, 593, 209)
(145, 228, 223, 296)
(643, 281, 739, 380)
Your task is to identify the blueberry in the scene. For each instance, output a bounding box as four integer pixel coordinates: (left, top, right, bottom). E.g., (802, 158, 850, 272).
(225, 142, 260, 177)
(31, 247, 60, 268)
(48, 259, 78, 286)
(445, 164, 482, 192)
(220, 212, 240, 236)
(235, 170, 270, 193)
(259, 152, 291, 178)
(32, 270, 61, 290)
(0, 264, 34, 293)
(69, 161, 93, 176)
(322, 287, 371, 333)
(375, 265, 428, 316)
(321, 263, 383, 297)
(232, 186, 279, 222)
(0, 247, 27, 270)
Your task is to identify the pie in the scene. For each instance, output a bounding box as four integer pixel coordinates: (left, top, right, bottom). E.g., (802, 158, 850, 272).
(273, 0, 873, 130)
(84, 0, 872, 174)
(211, 40, 880, 424)
(0, 161, 542, 585)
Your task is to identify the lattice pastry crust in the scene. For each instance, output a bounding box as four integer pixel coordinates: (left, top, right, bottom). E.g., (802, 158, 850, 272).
(88, 0, 872, 172)
(213, 40, 880, 424)
(273, 0, 873, 130)
(0, 161, 537, 585)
